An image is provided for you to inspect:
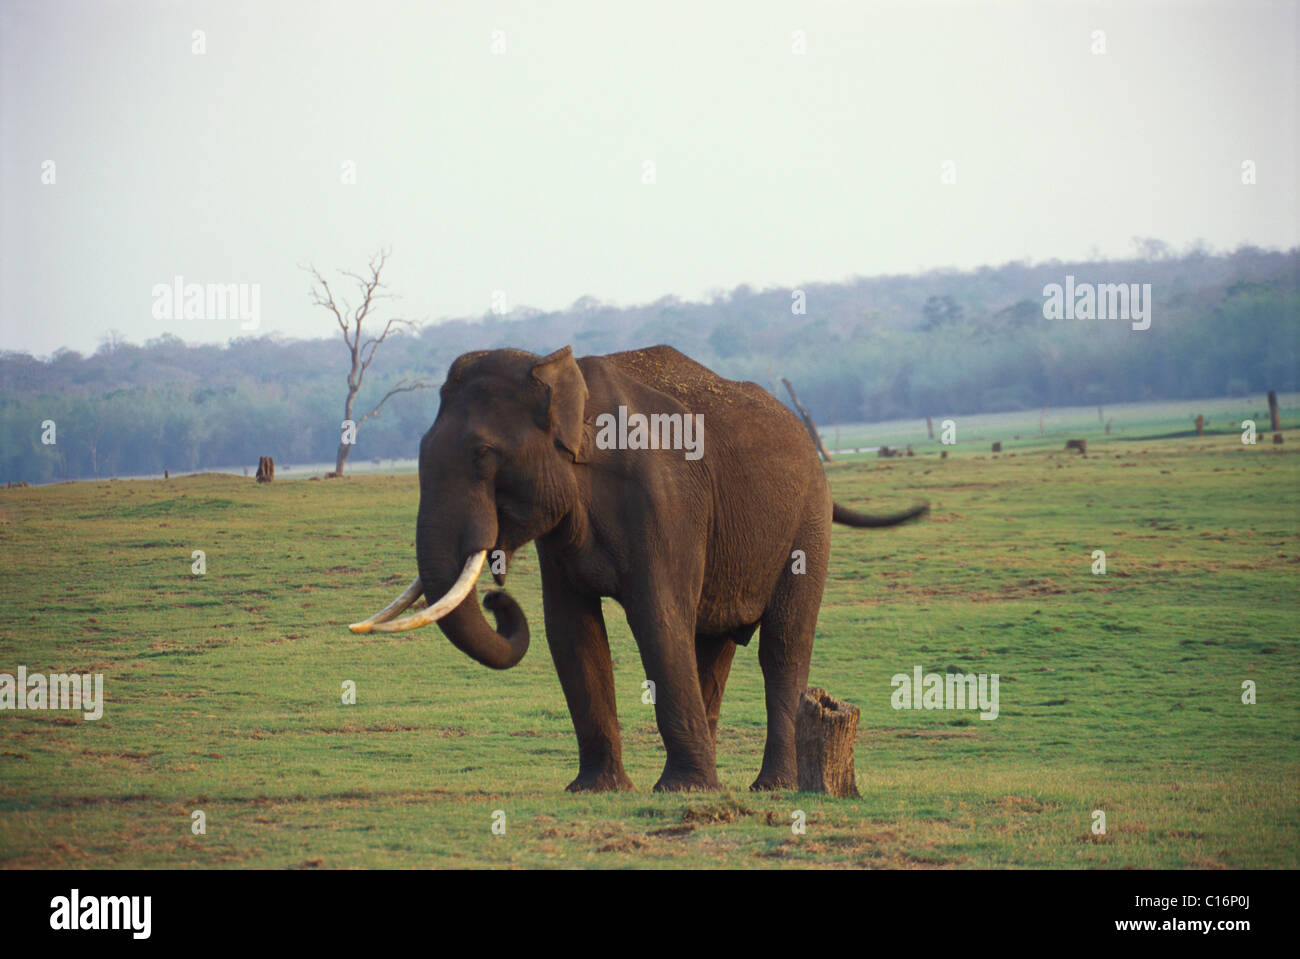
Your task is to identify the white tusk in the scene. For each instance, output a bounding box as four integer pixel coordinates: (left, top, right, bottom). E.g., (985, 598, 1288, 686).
(365, 551, 487, 634)
(349, 577, 424, 634)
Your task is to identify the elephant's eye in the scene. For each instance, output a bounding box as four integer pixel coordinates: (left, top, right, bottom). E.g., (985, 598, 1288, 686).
(472, 444, 498, 477)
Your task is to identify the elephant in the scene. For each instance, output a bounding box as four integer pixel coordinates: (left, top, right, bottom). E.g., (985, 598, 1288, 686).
(350, 345, 927, 792)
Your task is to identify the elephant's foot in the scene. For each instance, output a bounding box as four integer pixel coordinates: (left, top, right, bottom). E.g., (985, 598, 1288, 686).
(566, 766, 634, 793)
(652, 763, 720, 793)
(750, 769, 797, 792)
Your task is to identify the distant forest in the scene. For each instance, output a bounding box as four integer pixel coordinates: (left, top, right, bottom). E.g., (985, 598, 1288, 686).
(2, 245, 1296, 483)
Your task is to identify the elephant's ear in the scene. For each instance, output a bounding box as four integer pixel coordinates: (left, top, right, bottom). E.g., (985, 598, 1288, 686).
(529, 346, 589, 463)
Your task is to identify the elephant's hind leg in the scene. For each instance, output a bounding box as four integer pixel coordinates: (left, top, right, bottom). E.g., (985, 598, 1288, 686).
(752, 522, 829, 791)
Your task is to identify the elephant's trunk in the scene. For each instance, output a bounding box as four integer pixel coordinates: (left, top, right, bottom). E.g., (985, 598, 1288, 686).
(430, 584, 530, 670)
(351, 555, 529, 668)
(414, 511, 529, 669)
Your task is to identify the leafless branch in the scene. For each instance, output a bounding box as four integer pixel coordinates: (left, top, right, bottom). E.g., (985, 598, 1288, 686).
(356, 379, 435, 426)
(360, 316, 418, 373)
(303, 264, 350, 343)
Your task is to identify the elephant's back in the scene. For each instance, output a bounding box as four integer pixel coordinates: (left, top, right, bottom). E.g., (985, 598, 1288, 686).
(597, 345, 796, 426)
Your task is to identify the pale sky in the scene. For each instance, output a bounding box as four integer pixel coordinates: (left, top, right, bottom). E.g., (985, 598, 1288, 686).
(1, 0, 1295, 357)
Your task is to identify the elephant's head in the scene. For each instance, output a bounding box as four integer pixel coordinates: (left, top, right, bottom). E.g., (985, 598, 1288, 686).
(349, 346, 588, 669)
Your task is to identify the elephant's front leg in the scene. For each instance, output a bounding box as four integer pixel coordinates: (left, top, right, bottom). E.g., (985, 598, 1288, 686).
(626, 596, 719, 792)
(540, 554, 633, 792)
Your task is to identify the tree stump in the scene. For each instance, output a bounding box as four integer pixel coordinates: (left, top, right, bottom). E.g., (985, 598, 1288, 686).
(796, 687, 860, 797)
(256, 456, 275, 482)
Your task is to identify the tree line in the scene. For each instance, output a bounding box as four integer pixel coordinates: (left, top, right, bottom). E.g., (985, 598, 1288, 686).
(1, 245, 1294, 483)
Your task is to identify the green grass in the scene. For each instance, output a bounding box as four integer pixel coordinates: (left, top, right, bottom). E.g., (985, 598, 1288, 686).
(0, 403, 1296, 868)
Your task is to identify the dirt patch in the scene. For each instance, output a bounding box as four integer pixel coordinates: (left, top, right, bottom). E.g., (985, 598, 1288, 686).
(598, 836, 650, 853)
(995, 795, 1045, 813)
(885, 728, 980, 740)
(79, 748, 159, 765)
(312, 722, 424, 734)
(681, 796, 755, 824)
(648, 824, 696, 838)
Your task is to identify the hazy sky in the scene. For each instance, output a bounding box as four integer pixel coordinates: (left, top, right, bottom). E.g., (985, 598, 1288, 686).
(1, 0, 1295, 357)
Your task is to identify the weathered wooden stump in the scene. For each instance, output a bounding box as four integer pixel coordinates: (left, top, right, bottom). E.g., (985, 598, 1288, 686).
(1065, 439, 1087, 455)
(991, 442, 1002, 453)
(256, 456, 275, 482)
(796, 687, 860, 797)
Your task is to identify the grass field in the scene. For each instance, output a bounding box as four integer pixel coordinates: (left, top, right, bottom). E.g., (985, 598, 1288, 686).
(1, 400, 1297, 868)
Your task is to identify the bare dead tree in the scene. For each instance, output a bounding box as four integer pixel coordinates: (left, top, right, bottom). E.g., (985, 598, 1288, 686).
(303, 249, 433, 475)
(782, 378, 833, 462)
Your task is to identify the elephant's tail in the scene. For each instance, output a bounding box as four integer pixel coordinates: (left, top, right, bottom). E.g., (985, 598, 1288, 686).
(832, 501, 930, 528)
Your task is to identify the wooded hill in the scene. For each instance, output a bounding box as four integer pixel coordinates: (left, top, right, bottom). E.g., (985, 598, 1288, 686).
(1, 245, 1294, 482)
